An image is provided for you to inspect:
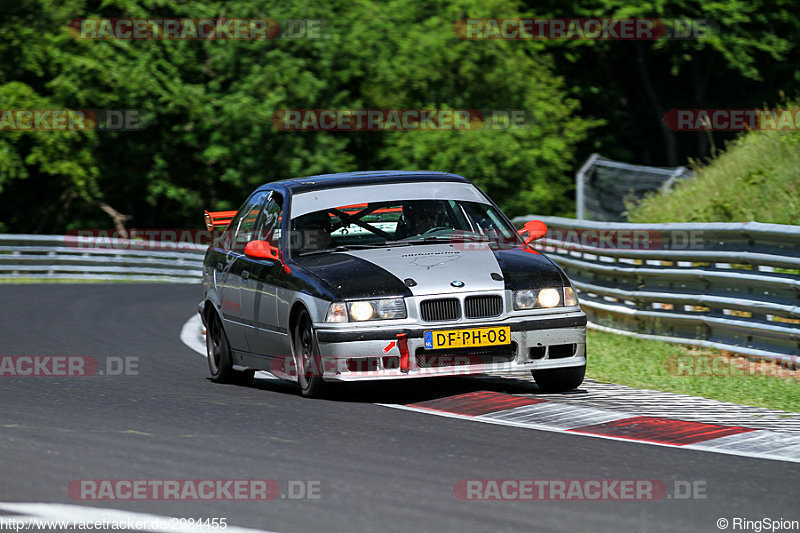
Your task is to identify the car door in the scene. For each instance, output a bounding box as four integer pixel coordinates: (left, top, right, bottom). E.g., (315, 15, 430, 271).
(241, 192, 286, 358)
(219, 190, 270, 353)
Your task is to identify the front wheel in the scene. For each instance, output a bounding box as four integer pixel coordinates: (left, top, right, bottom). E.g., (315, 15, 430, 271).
(293, 310, 327, 398)
(206, 311, 254, 386)
(531, 364, 585, 393)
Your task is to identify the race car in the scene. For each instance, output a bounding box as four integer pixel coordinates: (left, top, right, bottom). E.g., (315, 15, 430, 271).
(199, 171, 587, 397)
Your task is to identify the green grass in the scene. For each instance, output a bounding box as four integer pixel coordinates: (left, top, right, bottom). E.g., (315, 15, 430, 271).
(627, 126, 800, 223)
(586, 329, 800, 413)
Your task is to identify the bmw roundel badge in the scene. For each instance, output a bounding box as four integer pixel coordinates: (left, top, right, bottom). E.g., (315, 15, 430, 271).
(450, 280, 465, 288)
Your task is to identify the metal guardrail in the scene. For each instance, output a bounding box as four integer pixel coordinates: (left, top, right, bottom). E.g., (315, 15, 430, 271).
(513, 216, 800, 364)
(0, 234, 205, 283)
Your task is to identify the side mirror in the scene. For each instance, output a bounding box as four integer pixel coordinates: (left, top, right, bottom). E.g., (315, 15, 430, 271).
(244, 240, 292, 274)
(518, 219, 547, 244)
(244, 240, 280, 262)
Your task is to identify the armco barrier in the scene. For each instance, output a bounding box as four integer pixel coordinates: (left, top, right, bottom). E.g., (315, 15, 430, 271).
(513, 216, 800, 364)
(0, 234, 205, 283)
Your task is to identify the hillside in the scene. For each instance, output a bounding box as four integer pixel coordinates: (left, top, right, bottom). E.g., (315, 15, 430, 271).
(627, 127, 800, 223)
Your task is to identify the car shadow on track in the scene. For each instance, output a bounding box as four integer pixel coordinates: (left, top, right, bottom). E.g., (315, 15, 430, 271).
(243, 373, 588, 405)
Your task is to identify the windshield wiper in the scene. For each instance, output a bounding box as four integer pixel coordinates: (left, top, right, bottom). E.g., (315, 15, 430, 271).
(402, 234, 491, 245)
(295, 243, 402, 256)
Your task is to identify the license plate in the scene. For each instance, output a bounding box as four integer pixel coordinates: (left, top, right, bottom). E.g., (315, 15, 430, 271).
(423, 326, 511, 350)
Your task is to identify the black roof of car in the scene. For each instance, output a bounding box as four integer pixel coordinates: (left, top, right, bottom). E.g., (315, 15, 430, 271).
(257, 171, 472, 194)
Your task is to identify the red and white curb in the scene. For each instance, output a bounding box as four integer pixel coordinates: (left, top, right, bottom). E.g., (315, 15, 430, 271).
(486, 372, 800, 432)
(382, 391, 800, 464)
(180, 316, 800, 463)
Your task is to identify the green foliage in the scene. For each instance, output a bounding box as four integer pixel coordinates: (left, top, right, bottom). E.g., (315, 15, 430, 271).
(0, 0, 599, 231)
(524, 0, 800, 166)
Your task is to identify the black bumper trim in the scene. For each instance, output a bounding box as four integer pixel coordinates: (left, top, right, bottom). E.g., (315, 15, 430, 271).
(316, 314, 587, 343)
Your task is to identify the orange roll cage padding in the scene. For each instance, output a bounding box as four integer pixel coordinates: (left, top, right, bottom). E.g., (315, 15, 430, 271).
(338, 203, 403, 215)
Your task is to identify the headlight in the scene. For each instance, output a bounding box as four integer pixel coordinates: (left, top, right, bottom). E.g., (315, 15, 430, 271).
(349, 301, 374, 321)
(375, 298, 407, 319)
(325, 298, 407, 322)
(537, 288, 560, 308)
(564, 286, 579, 306)
(513, 289, 538, 310)
(513, 287, 573, 310)
(325, 302, 347, 322)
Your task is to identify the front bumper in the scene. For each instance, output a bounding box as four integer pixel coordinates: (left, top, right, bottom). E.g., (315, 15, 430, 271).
(312, 311, 587, 382)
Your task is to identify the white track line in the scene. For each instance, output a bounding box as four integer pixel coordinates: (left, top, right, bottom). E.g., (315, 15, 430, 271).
(0, 502, 273, 532)
(180, 315, 206, 356)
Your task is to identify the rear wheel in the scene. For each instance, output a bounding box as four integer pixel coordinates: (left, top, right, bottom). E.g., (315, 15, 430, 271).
(531, 364, 585, 393)
(294, 309, 327, 398)
(206, 310, 254, 386)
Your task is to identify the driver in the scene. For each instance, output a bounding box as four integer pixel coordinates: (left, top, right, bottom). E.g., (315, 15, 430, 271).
(403, 201, 445, 236)
(295, 212, 332, 252)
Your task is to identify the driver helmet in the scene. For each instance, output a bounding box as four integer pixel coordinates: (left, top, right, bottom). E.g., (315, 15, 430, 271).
(405, 200, 443, 235)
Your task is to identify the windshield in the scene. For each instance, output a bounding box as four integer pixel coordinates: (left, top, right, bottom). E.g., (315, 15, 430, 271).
(289, 199, 520, 255)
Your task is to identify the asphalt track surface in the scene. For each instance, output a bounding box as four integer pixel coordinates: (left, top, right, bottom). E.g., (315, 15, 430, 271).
(0, 284, 798, 533)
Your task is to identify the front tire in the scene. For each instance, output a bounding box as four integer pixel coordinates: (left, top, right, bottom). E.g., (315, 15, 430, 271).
(532, 364, 585, 393)
(293, 309, 327, 398)
(206, 310, 254, 386)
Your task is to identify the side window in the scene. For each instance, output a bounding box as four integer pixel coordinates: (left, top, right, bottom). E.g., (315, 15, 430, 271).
(254, 194, 283, 247)
(223, 191, 269, 252)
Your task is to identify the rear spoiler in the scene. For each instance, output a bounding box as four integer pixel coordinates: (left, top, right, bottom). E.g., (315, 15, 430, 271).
(203, 210, 237, 232)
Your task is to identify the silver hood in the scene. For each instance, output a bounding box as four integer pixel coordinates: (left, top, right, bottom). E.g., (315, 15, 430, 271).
(343, 243, 505, 296)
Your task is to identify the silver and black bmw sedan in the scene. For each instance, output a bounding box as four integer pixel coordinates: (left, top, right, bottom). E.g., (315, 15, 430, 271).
(200, 171, 586, 397)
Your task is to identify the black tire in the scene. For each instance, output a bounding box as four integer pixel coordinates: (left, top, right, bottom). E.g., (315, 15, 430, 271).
(206, 310, 254, 386)
(293, 309, 327, 398)
(531, 364, 585, 393)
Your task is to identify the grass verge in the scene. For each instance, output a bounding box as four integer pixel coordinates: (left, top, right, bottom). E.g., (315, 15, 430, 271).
(586, 329, 800, 413)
